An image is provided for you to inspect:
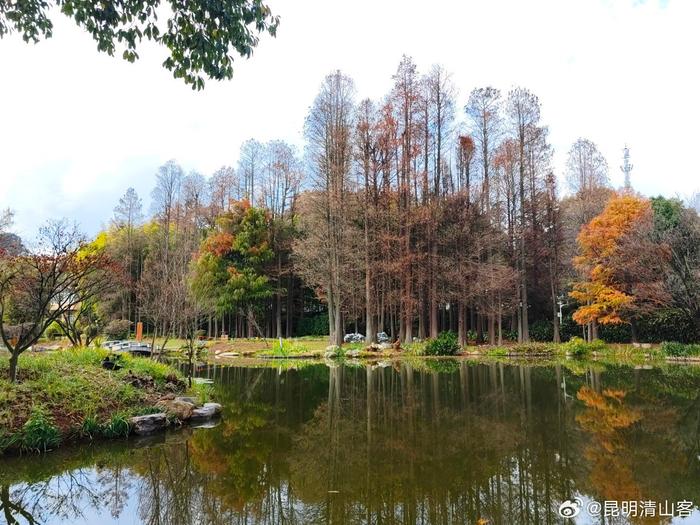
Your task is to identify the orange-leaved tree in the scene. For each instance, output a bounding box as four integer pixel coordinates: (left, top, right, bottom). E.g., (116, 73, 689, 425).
(570, 193, 669, 339)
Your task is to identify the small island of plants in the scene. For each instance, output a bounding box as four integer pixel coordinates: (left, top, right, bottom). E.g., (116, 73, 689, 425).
(0, 348, 217, 454)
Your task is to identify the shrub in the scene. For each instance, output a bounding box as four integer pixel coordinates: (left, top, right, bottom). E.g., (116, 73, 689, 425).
(503, 329, 518, 342)
(562, 337, 607, 357)
(589, 338, 608, 352)
(598, 323, 631, 343)
(639, 309, 700, 343)
(104, 319, 132, 340)
(530, 320, 554, 342)
(424, 331, 460, 356)
(660, 341, 700, 357)
(296, 313, 329, 336)
(563, 337, 589, 357)
(20, 406, 61, 453)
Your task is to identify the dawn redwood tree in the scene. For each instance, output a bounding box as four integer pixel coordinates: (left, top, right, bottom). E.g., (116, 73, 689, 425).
(355, 98, 379, 343)
(259, 140, 303, 338)
(151, 160, 184, 265)
(424, 64, 456, 339)
(465, 87, 502, 213)
(295, 70, 357, 346)
(465, 87, 502, 342)
(456, 135, 475, 199)
(208, 166, 239, 221)
(507, 87, 542, 343)
(0, 0, 279, 89)
(566, 138, 609, 195)
(0, 221, 115, 382)
(543, 172, 564, 342)
(391, 55, 422, 343)
(238, 139, 265, 204)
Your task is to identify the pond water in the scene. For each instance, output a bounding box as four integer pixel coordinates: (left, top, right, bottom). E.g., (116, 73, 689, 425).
(1, 360, 700, 524)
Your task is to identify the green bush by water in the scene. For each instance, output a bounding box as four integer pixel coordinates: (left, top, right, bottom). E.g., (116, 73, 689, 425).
(563, 337, 607, 357)
(424, 331, 460, 356)
(660, 342, 700, 357)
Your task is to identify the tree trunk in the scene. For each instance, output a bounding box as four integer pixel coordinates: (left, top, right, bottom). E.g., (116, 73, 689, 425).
(488, 314, 496, 345)
(430, 242, 439, 338)
(553, 312, 561, 344)
(334, 301, 343, 346)
(497, 302, 503, 346)
(591, 319, 599, 341)
(630, 318, 639, 344)
(8, 352, 19, 383)
(365, 235, 375, 344)
(286, 275, 293, 338)
(275, 255, 283, 339)
(458, 302, 466, 347)
(328, 295, 336, 346)
(476, 311, 484, 344)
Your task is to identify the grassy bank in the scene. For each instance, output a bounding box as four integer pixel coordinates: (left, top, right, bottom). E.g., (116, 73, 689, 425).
(203, 335, 700, 365)
(0, 348, 186, 454)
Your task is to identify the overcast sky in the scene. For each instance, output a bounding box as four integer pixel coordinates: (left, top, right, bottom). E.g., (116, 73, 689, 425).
(1, 0, 698, 239)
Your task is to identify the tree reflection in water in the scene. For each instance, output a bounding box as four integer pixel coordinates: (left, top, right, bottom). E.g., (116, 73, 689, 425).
(2, 361, 700, 524)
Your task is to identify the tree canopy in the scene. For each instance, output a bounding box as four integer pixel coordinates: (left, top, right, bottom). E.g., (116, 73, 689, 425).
(0, 0, 279, 89)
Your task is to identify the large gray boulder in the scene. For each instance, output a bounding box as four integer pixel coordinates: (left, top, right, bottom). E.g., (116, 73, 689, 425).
(129, 413, 167, 435)
(190, 403, 222, 421)
(344, 333, 364, 343)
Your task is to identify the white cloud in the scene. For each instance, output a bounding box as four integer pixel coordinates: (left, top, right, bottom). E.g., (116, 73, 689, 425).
(0, 0, 697, 239)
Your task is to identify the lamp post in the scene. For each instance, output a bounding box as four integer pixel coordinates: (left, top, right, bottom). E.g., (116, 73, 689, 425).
(557, 296, 568, 323)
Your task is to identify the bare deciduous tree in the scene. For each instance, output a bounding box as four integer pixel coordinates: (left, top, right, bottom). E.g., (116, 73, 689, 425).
(0, 221, 115, 381)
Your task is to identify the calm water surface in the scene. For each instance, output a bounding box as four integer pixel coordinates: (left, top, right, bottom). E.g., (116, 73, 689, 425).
(2, 360, 700, 524)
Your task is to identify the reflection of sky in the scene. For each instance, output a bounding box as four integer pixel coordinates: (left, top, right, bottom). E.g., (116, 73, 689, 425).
(13, 469, 700, 525)
(12, 468, 142, 525)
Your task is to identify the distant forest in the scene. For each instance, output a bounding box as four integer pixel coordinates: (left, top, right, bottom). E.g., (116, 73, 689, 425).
(4, 56, 699, 347)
